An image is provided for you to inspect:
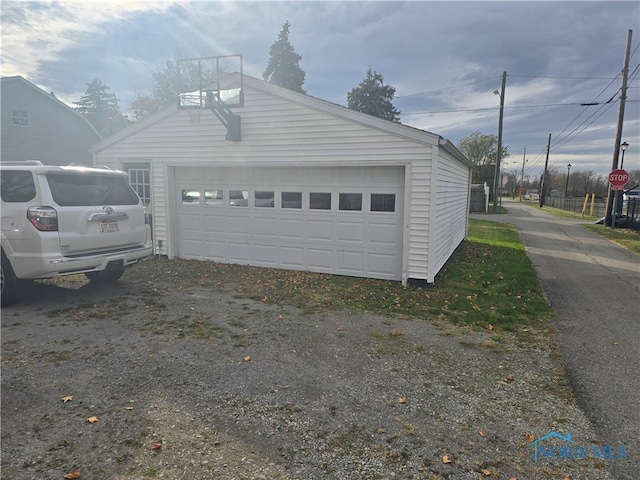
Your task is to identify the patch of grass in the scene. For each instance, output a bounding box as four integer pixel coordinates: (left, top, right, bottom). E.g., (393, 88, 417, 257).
(537, 205, 599, 221)
(125, 219, 553, 333)
(583, 224, 640, 254)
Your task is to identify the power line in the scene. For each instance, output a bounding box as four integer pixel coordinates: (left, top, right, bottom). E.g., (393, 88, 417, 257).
(395, 76, 499, 99)
(510, 74, 617, 81)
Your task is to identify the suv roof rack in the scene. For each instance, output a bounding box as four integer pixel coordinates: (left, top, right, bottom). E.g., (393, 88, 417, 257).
(1, 161, 44, 166)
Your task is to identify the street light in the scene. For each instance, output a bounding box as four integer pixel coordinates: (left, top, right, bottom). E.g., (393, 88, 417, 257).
(564, 163, 571, 210)
(492, 71, 507, 213)
(620, 141, 629, 169)
(615, 142, 629, 216)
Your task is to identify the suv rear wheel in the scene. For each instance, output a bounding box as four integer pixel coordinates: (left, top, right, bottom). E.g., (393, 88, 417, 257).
(84, 268, 126, 284)
(1, 251, 21, 306)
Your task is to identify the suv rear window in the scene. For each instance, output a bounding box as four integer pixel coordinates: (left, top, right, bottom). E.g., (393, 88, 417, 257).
(1, 171, 37, 202)
(46, 173, 140, 206)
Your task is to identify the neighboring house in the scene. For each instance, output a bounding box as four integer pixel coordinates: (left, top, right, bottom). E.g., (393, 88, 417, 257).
(92, 73, 472, 285)
(1, 76, 101, 165)
(84, 110, 131, 138)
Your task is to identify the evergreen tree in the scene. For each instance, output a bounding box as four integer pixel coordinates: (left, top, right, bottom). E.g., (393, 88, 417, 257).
(347, 68, 400, 122)
(263, 21, 306, 93)
(73, 78, 119, 114)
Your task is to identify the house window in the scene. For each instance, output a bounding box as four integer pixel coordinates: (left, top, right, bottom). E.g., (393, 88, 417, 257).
(371, 193, 396, 212)
(255, 191, 274, 207)
(310, 192, 331, 210)
(12, 109, 29, 126)
(128, 168, 151, 206)
(282, 192, 302, 209)
(339, 193, 362, 211)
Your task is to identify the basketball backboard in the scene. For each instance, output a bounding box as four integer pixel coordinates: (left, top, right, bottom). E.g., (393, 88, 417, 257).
(177, 54, 244, 110)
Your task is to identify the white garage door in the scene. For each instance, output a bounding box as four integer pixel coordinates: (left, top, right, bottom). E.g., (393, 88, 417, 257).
(174, 166, 405, 280)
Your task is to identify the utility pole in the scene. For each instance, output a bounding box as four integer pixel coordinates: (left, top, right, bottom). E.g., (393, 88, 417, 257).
(493, 71, 507, 213)
(605, 29, 632, 227)
(520, 147, 526, 201)
(539, 134, 552, 207)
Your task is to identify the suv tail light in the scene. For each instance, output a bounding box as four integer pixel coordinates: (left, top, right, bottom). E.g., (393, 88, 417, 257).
(27, 206, 58, 231)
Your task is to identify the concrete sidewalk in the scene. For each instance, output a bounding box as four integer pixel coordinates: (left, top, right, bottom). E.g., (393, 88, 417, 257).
(474, 200, 639, 479)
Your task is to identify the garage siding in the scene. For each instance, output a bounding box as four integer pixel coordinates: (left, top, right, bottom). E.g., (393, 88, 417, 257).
(431, 150, 471, 280)
(93, 74, 471, 284)
(406, 150, 433, 281)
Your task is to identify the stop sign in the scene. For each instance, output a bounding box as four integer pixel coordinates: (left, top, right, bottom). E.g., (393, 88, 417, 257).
(609, 169, 629, 191)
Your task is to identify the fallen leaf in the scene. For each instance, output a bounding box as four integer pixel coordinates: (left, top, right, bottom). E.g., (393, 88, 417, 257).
(337, 326, 345, 331)
(152, 443, 162, 450)
(64, 471, 81, 479)
(61, 395, 74, 403)
(124, 406, 134, 411)
(526, 432, 535, 442)
(481, 469, 491, 476)
(478, 429, 485, 437)
(87, 416, 99, 424)
(442, 454, 453, 464)
(243, 355, 252, 362)
(398, 397, 407, 404)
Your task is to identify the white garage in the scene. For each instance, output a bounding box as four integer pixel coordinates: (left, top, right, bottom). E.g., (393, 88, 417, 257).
(93, 73, 472, 284)
(175, 165, 405, 280)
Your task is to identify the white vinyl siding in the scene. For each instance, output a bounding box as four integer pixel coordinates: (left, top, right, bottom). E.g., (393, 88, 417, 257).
(93, 75, 471, 283)
(431, 148, 472, 280)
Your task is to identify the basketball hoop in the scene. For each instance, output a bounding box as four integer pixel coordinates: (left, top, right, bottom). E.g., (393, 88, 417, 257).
(178, 93, 203, 125)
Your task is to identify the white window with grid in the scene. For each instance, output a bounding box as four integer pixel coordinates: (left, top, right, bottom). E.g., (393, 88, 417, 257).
(127, 167, 151, 206)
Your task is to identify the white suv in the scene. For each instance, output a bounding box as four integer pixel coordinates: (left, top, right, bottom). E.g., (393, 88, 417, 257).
(1, 161, 153, 305)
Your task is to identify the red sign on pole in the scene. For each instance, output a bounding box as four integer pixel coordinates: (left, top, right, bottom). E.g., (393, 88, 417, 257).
(608, 169, 629, 191)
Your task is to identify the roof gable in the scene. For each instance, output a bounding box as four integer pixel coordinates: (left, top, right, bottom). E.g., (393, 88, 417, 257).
(92, 73, 469, 166)
(1, 76, 100, 137)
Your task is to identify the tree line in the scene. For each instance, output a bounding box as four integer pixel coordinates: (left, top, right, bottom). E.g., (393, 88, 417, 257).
(72, 21, 399, 123)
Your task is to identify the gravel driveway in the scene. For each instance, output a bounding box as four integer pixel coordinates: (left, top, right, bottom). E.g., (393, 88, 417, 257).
(1, 273, 615, 479)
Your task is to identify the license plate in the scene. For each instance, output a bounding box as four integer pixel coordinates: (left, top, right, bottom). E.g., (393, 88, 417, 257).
(100, 221, 119, 233)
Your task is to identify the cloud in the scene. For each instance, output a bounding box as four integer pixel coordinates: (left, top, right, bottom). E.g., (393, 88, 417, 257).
(1, 0, 638, 176)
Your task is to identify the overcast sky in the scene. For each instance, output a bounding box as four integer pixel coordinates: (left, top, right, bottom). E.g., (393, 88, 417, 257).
(2, 1, 639, 178)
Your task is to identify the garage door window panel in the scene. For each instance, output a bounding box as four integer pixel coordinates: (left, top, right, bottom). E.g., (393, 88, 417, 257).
(339, 193, 362, 211)
(255, 191, 274, 208)
(282, 192, 302, 209)
(310, 192, 331, 210)
(229, 190, 249, 207)
(371, 193, 396, 212)
(182, 189, 201, 205)
(205, 190, 224, 206)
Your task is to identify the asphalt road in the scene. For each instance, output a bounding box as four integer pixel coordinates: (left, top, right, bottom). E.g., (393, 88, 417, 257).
(482, 200, 639, 479)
